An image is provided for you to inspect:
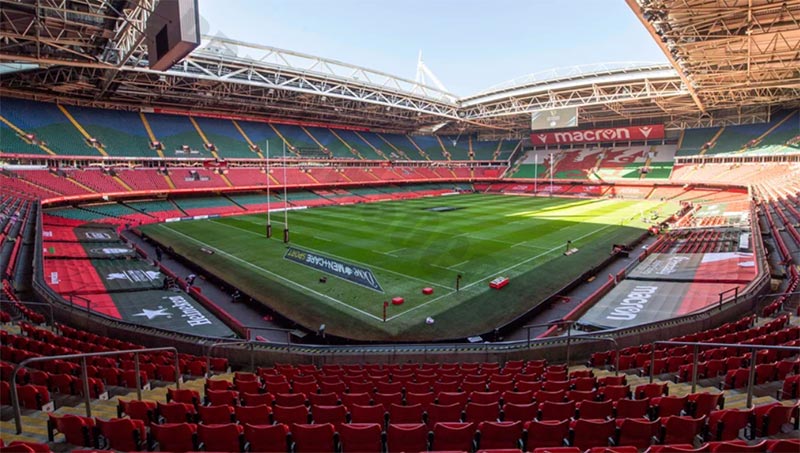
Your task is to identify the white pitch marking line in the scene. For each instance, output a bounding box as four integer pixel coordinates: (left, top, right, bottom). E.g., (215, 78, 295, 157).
(385, 247, 406, 255)
(385, 222, 617, 322)
(162, 226, 383, 322)
(209, 219, 454, 291)
(313, 236, 332, 242)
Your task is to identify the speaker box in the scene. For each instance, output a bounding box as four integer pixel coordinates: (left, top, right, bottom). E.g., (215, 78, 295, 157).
(145, 0, 201, 71)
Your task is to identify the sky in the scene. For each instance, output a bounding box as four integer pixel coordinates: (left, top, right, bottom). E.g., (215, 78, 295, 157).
(197, 0, 667, 96)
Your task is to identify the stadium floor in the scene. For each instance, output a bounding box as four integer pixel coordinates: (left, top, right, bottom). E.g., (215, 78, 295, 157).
(139, 194, 675, 341)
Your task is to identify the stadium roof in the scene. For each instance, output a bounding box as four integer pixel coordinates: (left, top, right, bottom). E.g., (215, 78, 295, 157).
(0, 0, 796, 136)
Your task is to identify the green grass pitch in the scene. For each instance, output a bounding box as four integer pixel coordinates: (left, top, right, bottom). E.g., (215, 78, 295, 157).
(140, 193, 674, 341)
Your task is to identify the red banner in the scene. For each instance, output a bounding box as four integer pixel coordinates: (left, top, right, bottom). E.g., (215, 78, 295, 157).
(530, 124, 664, 146)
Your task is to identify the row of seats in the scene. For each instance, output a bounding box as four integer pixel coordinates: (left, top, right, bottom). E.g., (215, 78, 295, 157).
(44, 412, 800, 452)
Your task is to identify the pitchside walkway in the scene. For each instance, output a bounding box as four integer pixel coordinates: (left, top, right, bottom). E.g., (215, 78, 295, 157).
(121, 230, 289, 343)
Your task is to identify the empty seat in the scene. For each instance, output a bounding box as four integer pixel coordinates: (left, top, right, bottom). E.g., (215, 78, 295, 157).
(149, 422, 197, 452)
(338, 422, 383, 453)
(197, 423, 243, 452)
(524, 419, 569, 451)
(386, 422, 429, 453)
(291, 423, 336, 453)
(476, 420, 523, 450)
(243, 423, 289, 453)
(431, 422, 476, 452)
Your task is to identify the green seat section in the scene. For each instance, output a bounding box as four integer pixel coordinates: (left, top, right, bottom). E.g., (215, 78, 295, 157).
(706, 122, 775, 155)
(1, 97, 97, 156)
(410, 135, 446, 160)
(379, 133, 423, 160)
(439, 135, 471, 160)
(304, 126, 353, 159)
(66, 105, 156, 157)
(677, 126, 720, 156)
(642, 163, 673, 179)
(0, 121, 47, 155)
(194, 117, 256, 158)
(234, 120, 284, 156)
(338, 131, 386, 160)
(145, 112, 211, 158)
(496, 140, 518, 160)
(173, 196, 237, 211)
(273, 124, 321, 157)
(512, 164, 546, 178)
(472, 139, 497, 161)
(228, 193, 283, 206)
(126, 200, 180, 215)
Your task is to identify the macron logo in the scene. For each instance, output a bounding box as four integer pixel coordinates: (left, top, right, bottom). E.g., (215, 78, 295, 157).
(640, 126, 653, 138)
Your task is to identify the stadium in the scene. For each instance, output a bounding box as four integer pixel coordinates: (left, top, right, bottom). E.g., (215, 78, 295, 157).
(0, 0, 799, 451)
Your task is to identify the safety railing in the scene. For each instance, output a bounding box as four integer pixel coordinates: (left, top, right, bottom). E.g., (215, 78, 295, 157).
(10, 347, 179, 434)
(648, 340, 800, 408)
(0, 299, 54, 325)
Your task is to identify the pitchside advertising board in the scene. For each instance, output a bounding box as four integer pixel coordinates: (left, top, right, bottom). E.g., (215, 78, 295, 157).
(531, 107, 578, 131)
(579, 280, 741, 330)
(628, 252, 756, 284)
(530, 124, 665, 146)
(285, 247, 383, 292)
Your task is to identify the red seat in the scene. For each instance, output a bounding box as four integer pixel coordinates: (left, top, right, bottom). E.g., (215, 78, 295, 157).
(599, 385, 630, 402)
(765, 439, 800, 453)
(3, 441, 52, 453)
(502, 402, 538, 422)
(16, 384, 48, 410)
(431, 421, 476, 451)
(291, 423, 336, 452)
(373, 391, 403, 407)
(150, 423, 197, 452)
(167, 388, 200, 406)
(312, 404, 348, 425)
(660, 416, 706, 445)
(635, 383, 668, 399)
(292, 380, 318, 395)
(386, 423, 429, 453)
(114, 396, 155, 423)
(243, 423, 289, 453)
(198, 404, 235, 424)
(338, 422, 383, 453)
(206, 389, 239, 406)
(241, 391, 275, 407)
(539, 400, 575, 421)
(95, 417, 145, 451)
(707, 408, 753, 441)
(502, 390, 534, 405)
(477, 420, 523, 450)
(615, 398, 650, 419)
(576, 400, 613, 420)
(272, 404, 310, 425)
(197, 423, 243, 452)
(616, 417, 660, 449)
(205, 378, 233, 391)
(471, 391, 501, 405)
(47, 413, 94, 447)
(388, 402, 425, 424)
(465, 401, 500, 423)
(439, 391, 469, 406)
(569, 418, 615, 450)
(406, 391, 435, 409)
(651, 395, 688, 418)
(308, 392, 339, 406)
(49, 373, 78, 395)
(567, 389, 597, 403)
(708, 440, 769, 452)
(157, 401, 196, 424)
(686, 392, 724, 417)
(427, 402, 464, 425)
(234, 404, 272, 425)
(341, 392, 371, 407)
(753, 402, 795, 437)
(535, 389, 566, 403)
(524, 419, 570, 450)
(350, 403, 386, 424)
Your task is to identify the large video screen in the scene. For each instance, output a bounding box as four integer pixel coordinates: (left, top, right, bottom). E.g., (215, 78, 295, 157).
(531, 107, 578, 131)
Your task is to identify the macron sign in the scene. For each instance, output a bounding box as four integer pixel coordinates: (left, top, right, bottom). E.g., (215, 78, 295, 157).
(530, 125, 664, 146)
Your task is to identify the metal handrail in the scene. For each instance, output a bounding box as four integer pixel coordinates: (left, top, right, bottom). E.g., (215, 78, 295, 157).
(569, 335, 620, 376)
(10, 347, 179, 434)
(206, 340, 254, 376)
(650, 340, 800, 408)
(524, 320, 574, 364)
(0, 299, 54, 325)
